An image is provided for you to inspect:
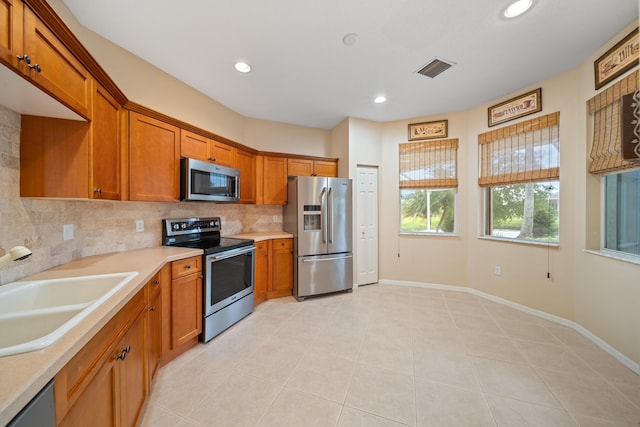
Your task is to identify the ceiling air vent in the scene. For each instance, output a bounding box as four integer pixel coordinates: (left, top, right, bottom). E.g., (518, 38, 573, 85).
(417, 58, 454, 78)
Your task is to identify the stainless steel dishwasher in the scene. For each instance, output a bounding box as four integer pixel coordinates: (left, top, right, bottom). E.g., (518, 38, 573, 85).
(8, 380, 55, 427)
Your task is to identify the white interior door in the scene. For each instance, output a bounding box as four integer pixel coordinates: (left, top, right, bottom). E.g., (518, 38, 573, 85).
(356, 166, 379, 285)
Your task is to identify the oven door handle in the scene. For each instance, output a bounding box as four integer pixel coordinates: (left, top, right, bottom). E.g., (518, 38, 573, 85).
(207, 245, 255, 261)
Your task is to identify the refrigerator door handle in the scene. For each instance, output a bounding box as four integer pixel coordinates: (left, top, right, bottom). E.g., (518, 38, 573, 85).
(327, 186, 333, 244)
(301, 254, 353, 263)
(320, 187, 327, 243)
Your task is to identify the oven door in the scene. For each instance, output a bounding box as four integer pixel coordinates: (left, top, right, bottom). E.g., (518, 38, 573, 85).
(204, 245, 255, 316)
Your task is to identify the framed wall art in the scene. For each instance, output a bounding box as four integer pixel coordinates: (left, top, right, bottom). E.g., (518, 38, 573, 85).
(488, 88, 542, 127)
(408, 119, 448, 141)
(594, 27, 639, 90)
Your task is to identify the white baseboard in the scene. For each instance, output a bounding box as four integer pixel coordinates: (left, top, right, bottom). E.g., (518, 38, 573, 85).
(378, 279, 640, 375)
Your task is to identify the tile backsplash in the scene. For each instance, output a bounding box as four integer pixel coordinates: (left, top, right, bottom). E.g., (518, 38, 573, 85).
(0, 106, 282, 285)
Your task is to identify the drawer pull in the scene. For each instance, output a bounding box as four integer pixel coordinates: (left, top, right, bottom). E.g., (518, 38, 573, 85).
(185, 264, 191, 269)
(150, 306, 157, 312)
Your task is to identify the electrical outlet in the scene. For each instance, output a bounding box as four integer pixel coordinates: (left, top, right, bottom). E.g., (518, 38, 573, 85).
(136, 219, 144, 232)
(63, 224, 74, 241)
(272, 215, 281, 223)
(494, 265, 502, 276)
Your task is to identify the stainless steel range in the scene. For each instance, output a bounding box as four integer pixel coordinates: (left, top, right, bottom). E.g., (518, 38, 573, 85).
(162, 217, 255, 342)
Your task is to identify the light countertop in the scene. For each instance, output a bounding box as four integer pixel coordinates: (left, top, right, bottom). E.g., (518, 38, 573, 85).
(0, 246, 202, 425)
(228, 231, 293, 242)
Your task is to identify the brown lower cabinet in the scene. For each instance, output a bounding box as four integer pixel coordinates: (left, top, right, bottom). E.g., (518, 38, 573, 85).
(54, 288, 147, 427)
(253, 240, 269, 306)
(54, 257, 202, 426)
(254, 238, 294, 306)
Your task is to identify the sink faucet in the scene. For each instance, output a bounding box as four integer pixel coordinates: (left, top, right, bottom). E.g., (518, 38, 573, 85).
(0, 246, 33, 268)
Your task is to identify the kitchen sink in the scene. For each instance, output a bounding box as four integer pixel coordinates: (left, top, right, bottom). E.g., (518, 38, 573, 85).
(0, 272, 138, 357)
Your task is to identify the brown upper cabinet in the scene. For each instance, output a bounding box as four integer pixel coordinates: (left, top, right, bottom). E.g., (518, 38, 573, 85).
(287, 158, 337, 177)
(1, 0, 91, 119)
(128, 111, 181, 202)
(20, 80, 121, 199)
(180, 129, 236, 167)
(89, 82, 121, 200)
(236, 149, 256, 204)
(258, 155, 288, 205)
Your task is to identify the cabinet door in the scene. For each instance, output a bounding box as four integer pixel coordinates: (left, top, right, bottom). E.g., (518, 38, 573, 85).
(20, 115, 89, 198)
(262, 156, 288, 205)
(287, 158, 314, 176)
(128, 111, 181, 202)
(254, 240, 269, 306)
(210, 140, 235, 166)
(269, 239, 293, 297)
(118, 310, 148, 427)
(180, 130, 209, 162)
(236, 149, 256, 204)
(0, 0, 22, 68)
(147, 290, 162, 383)
(58, 354, 118, 427)
(313, 160, 338, 177)
(171, 273, 202, 348)
(22, 6, 90, 118)
(90, 81, 121, 200)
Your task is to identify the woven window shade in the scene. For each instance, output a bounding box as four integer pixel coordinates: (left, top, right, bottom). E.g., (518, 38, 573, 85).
(399, 139, 458, 189)
(587, 70, 639, 174)
(478, 112, 560, 187)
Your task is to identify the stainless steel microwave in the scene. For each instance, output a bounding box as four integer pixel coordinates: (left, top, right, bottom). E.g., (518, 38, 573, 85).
(181, 158, 240, 202)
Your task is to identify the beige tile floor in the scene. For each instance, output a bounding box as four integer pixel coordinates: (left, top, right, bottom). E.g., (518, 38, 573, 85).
(141, 284, 640, 427)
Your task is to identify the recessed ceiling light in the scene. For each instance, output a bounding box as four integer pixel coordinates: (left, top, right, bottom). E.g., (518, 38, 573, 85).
(374, 96, 387, 104)
(504, 0, 532, 18)
(342, 33, 358, 47)
(234, 62, 251, 73)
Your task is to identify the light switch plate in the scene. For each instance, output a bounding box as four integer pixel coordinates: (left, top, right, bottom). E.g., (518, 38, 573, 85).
(136, 220, 144, 232)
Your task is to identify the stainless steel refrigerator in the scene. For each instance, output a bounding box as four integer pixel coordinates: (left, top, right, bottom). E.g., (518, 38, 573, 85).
(284, 176, 353, 301)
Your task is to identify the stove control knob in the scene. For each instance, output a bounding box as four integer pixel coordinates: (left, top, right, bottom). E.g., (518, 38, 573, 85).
(173, 224, 180, 231)
(210, 220, 216, 227)
(181, 223, 187, 229)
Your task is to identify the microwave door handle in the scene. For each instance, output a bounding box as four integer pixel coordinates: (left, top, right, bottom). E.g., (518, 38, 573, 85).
(320, 187, 327, 244)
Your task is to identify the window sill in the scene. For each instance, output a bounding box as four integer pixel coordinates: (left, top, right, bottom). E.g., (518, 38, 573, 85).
(584, 250, 640, 266)
(478, 235, 559, 248)
(399, 232, 459, 238)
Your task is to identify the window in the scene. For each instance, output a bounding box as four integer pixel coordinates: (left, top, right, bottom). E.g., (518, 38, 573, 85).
(587, 71, 639, 259)
(604, 170, 640, 256)
(485, 181, 559, 241)
(479, 112, 560, 243)
(399, 138, 458, 234)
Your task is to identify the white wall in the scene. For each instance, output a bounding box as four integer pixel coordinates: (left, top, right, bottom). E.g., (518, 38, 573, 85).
(378, 111, 470, 286)
(244, 118, 331, 155)
(367, 21, 640, 365)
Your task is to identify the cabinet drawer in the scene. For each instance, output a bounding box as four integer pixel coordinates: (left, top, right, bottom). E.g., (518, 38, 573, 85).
(172, 256, 201, 279)
(273, 238, 292, 249)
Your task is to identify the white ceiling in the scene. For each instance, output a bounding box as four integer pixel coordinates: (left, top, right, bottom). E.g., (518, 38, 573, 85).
(63, 0, 638, 129)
